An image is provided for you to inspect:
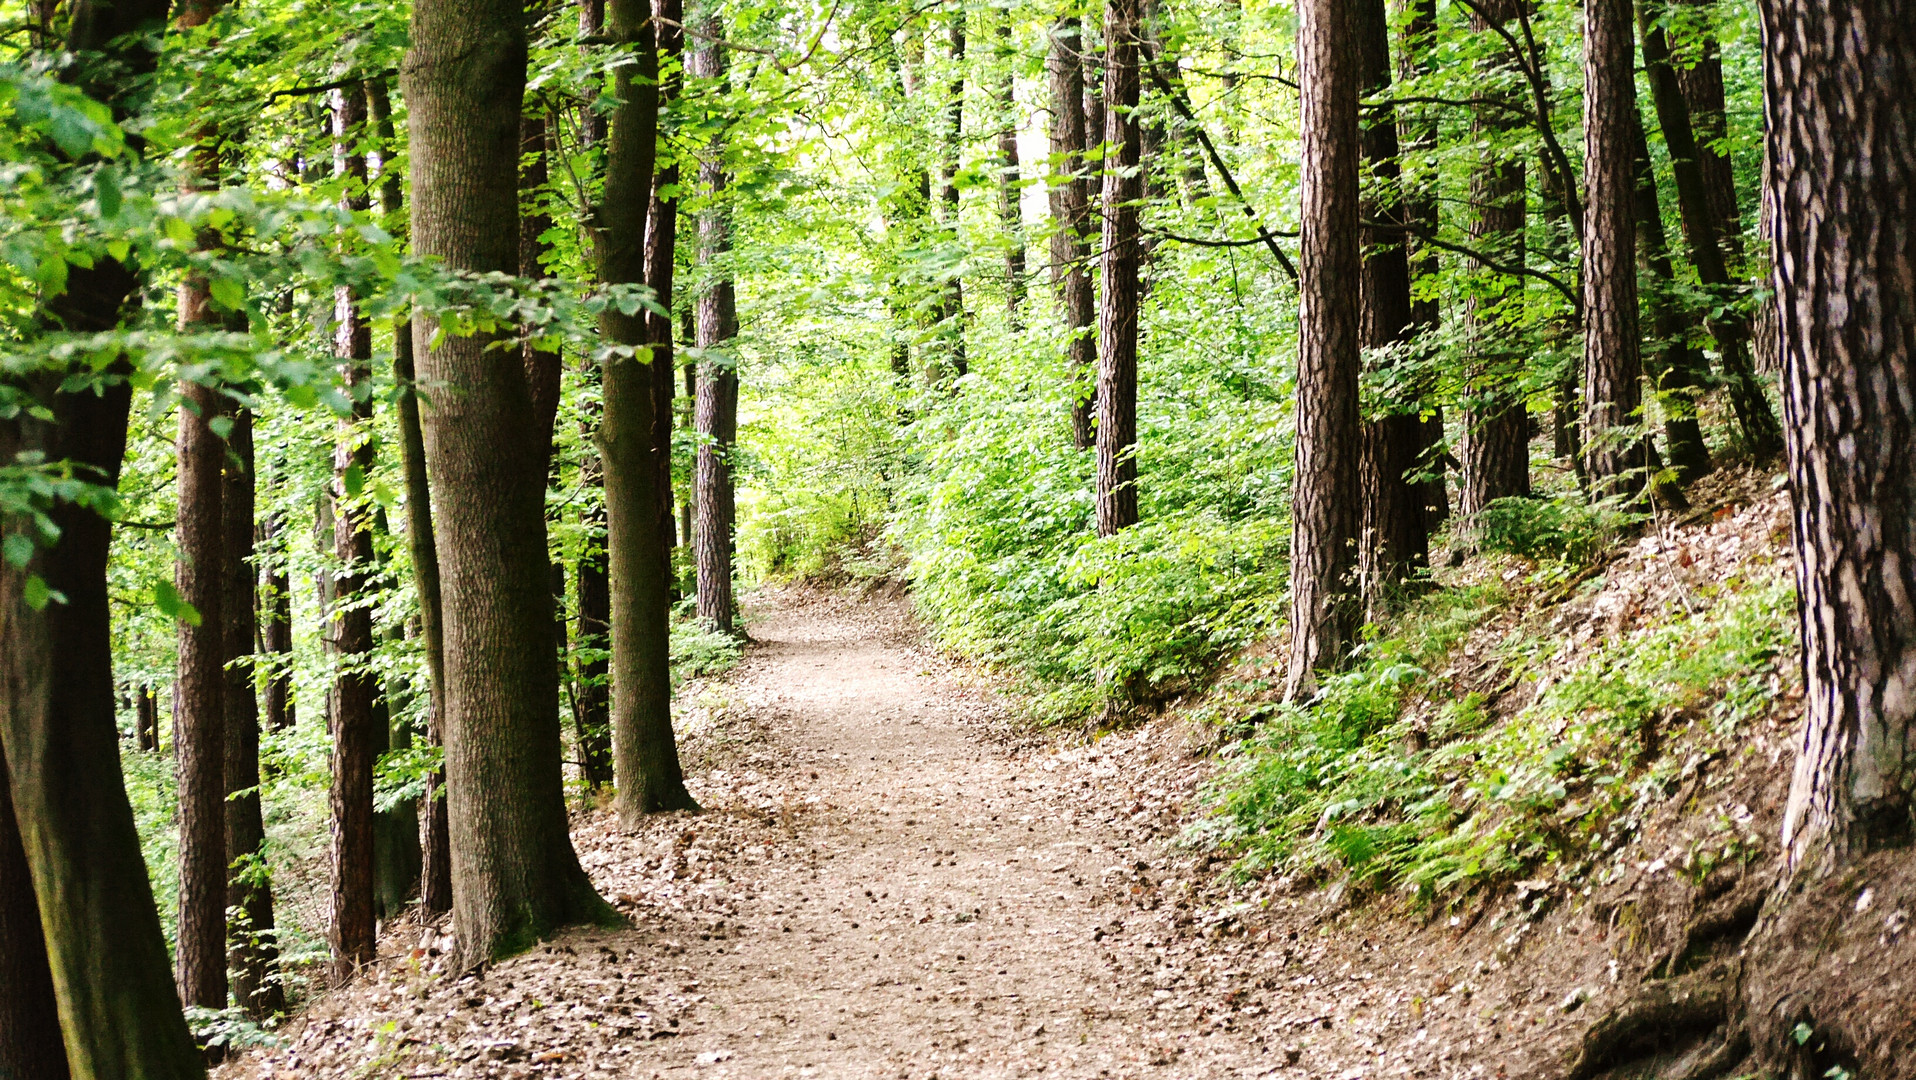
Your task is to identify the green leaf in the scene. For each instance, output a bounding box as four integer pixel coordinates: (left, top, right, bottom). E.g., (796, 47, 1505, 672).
(154, 579, 202, 626)
(208, 415, 235, 440)
(343, 464, 366, 498)
(22, 574, 54, 610)
(208, 276, 246, 312)
(94, 168, 122, 219)
(2, 534, 33, 570)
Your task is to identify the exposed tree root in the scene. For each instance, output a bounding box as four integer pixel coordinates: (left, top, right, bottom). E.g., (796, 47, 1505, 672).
(1563, 960, 1740, 1080)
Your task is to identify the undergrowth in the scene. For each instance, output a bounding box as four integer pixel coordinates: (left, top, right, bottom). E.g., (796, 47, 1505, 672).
(1194, 563, 1795, 907)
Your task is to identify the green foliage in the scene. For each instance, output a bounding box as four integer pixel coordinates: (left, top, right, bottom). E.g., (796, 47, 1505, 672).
(1474, 494, 1628, 565)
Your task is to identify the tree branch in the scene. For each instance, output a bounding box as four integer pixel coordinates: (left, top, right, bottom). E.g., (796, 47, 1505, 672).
(1143, 65, 1298, 282)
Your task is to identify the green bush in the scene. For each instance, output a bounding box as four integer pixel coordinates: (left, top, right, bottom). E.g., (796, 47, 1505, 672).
(1475, 494, 1624, 564)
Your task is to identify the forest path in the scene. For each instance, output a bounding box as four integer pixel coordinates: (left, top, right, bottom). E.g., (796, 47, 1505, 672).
(239, 588, 1283, 1080)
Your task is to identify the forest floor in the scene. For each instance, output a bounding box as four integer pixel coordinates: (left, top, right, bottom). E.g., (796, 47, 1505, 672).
(221, 488, 1803, 1080)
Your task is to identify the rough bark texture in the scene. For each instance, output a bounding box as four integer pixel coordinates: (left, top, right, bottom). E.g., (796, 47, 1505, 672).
(1048, 16, 1097, 451)
(221, 410, 283, 1018)
(1284, 0, 1361, 700)
(1581, 0, 1650, 501)
(370, 78, 452, 916)
(404, 0, 613, 965)
(1354, 0, 1427, 605)
(692, 19, 740, 636)
(594, 0, 698, 821)
(1639, 0, 1782, 461)
(1458, 0, 1530, 522)
(0, 750, 69, 1080)
(1095, 0, 1142, 537)
(1762, 0, 1916, 869)
(1628, 107, 1712, 484)
(994, 13, 1027, 322)
(175, 376, 229, 1012)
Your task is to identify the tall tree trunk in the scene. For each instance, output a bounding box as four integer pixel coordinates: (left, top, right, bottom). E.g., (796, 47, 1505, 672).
(932, 8, 969, 382)
(0, 751, 69, 1080)
(1398, 0, 1447, 531)
(1284, 0, 1361, 700)
(1628, 107, 1712, 483)
(328, 85, 378, 980)
(645, 0, 685, 604)
(221, 410, 283, 1017)
(574, 496, 615, 787)
(175, 382, 228, 1014)
(368, 78, 451, 916)
(1581, 0, 1650, 500)
(258, 517, 294, 732)
(1095, 0, 1142, 536)
(405, 0, 614, 965)
(1763, 0, 1916, 870)
(994, 12, 1026, 323)
(1048, 16, 1097, 451)
(1354, 0, 1427, 605)
(1, 0, 206, 1070)
(1458, 0, 1530, 522)
(692, 16, 741, 636)
(1638, 0, 1782, 460)
(594, 0, 699, 820)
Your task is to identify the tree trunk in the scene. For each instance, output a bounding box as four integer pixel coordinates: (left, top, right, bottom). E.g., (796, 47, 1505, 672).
(328, 84, 378, 980)
(405, 0, 614, 965)
(1048, 16, 1097, 451)
(994, 12, 1026, 323)
(1284, 0, 1362, 700)
(258, 517, 294, 733)
(1095, 0, 1142, 536)
(932, 8, 969, 382)
(136, 683, 160, 750)
(644, 0, 684, 603)
(1763, 0, 1916, 870)
(692, 16, 741, 636)
(220, 410, 283, 1017)
(594, 0, 699, 820)
(1354, 0, 1427, 606)
(1398, 0, 1447, 531)
(574, 501, 615, 787)
(1638, 0, 1782, 461)
(1581, 0, 1651, 501)
(175, 379, 228, 1013)
(1628, 107, 1712, 484)
(369, 78, 452, 916)
(1458, 0, 1530, 522)
(0, 750, 69, 1080)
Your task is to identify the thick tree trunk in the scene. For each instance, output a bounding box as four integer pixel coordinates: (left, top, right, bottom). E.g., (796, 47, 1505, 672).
(329, 85, 378, 980)
(404, 0, 614, 965)
(1284, 0, 1362, 700)
(1638, 0, 1781, 461)
(0, 751, 68, 1080)
(1581, 0, 1651, 501)
(369, 78, 452, 916)
(994, 13, 1026, 322)
(175, 378, 228, 1012)
(220, 410, 283, 1017)
(692, 18, 741, 636)
(1458, 0, 1530, 522)
(1628, 107, 1712, 484)
(1763, 0, 1916, 870)
(1095, 0, 1142, 536)
(1048, 16, 1097, 451)
(594, 0, 698, 820)
(1354, 0, 1427, 605)
(1398, 0, 1447, 531)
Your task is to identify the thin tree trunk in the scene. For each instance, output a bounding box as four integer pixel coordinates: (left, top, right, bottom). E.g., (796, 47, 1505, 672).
(221, 410, 283, 1017)
(405, 0, 614, 965)
(574, 497, 615, 787)
(1638, 0, 1782, 460)
(932, 8, 969, 382)
(175, 382, 228, 1014)
(0, 750, 68, 1080)
(1048, 16, 1096, 451)
(1628, 107, 1711, 484)
(137, 683, 160, 750)
(692, 16, 740, 635)
(1398, 0, 1447, 531)
(1764, 0, 1916, 870)
(522, 112, 563, 478)
(258, 517, 294, 732)
(1354, 0, 1427, 606)
(1458, 0, 1530, 522)
(594, 0, 699, 820)
(1581, 0, 1650, 501)
(1284, 0, 1361, 700)
(368, 78, 451, 916)
(994, 12, 1026, 322)
(329, 85, 378, 980)
(645, 0, 685, 603)
(1095, 0, 1142, 536)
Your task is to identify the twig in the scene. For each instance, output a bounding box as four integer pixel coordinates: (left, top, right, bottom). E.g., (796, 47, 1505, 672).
(1143, 65, 1297, 282)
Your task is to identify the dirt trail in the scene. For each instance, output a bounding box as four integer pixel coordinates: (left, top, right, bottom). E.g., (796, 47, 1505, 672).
(234, 589, 1298, 1079)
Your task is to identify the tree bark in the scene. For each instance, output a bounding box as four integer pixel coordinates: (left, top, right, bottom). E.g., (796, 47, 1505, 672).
(0, 750, 68, 1080)
(136, 683, 160, 750)
(368, 78, 452, 916)
(1048, 16, 1097, 451)
(220, 409, 283, 1017)
(1398, 0, 1447, 531)
(175, 381, 228, 1013)
(692, 16, 741, 636)
(404, 0, 614, 965)
(644, 0, 684, 602)
(994, 12, 1026, 323)
(1354, 0, 1427, 605)
(258, 517, 294, 733)
(574, 497, 615, 787)
(1763, 0, 1916, 870)
(1284, 0, 1362, 700)
(1458, 0, 1530, 522)
(1638, 0, 1782, 461)
(1628, 106, 1712, 484)
(594, 0, 699, 820)
(932, 8, 969, 382)
(1581, 0, 1651, 501)
(1095, 0, 1142, 536)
